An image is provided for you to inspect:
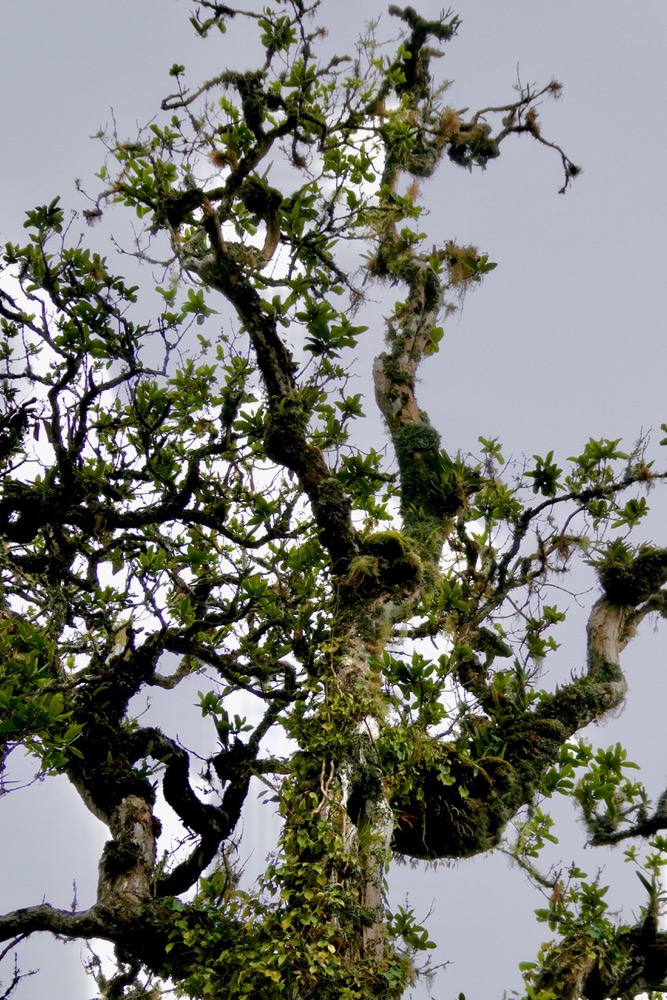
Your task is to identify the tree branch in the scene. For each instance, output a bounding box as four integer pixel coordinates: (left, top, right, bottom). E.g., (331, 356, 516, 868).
(0, 905, 110, 946)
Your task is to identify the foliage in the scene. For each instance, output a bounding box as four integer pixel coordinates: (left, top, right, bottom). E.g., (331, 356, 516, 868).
(1, 3, 667, 999)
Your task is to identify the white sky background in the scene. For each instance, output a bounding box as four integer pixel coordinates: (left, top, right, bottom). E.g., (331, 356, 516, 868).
(2, 2, 667, 999)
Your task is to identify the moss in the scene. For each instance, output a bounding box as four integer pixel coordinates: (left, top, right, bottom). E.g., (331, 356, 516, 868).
(239, 176, 282, 218)
(388, 716, 575, 861)
(447, 126, 500, 169)
(311, 476, 356, 569)
(343, 554, 381, 594)
(498, 718, 568, 811)
(363, 529, 411, 560)
(394, 421, 441, 473)
(338, 529, 424, 601)
(362, 529, 423, 588)
(391, 749, 503, 859)
(395, 426, 440, 506)
(540, 670, 623, 731)
(354, 609, 394, 659)
(100, 839, 143, 879)
(393, 422, 465, 528)
(598, 545, 667, 606)
(381, 349, 411, 385)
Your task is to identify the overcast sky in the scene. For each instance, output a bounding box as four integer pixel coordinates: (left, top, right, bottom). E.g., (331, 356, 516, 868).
(2, 2, 667, 999)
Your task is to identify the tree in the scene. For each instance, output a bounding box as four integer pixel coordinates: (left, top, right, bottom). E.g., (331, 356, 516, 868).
(1, 3, 666, 998)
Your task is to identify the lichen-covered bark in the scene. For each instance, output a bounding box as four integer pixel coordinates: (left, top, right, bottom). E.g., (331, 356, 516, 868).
(98, 796, 157, 912)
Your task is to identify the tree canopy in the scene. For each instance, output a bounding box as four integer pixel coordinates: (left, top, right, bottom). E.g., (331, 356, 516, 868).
(2, 4, 667, 999)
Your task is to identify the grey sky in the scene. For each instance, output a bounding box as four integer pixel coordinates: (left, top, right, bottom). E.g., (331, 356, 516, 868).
(2, 2, 667, 998)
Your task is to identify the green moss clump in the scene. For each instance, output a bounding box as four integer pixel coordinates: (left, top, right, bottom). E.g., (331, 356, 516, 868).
(597, 544, 667, 606)
(394, 422, 442, 504)
(362, 530, 424, 591)
(344, 554, 381, 593)
(393, 422, 467, 534)
(388, 717, 574, 861)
